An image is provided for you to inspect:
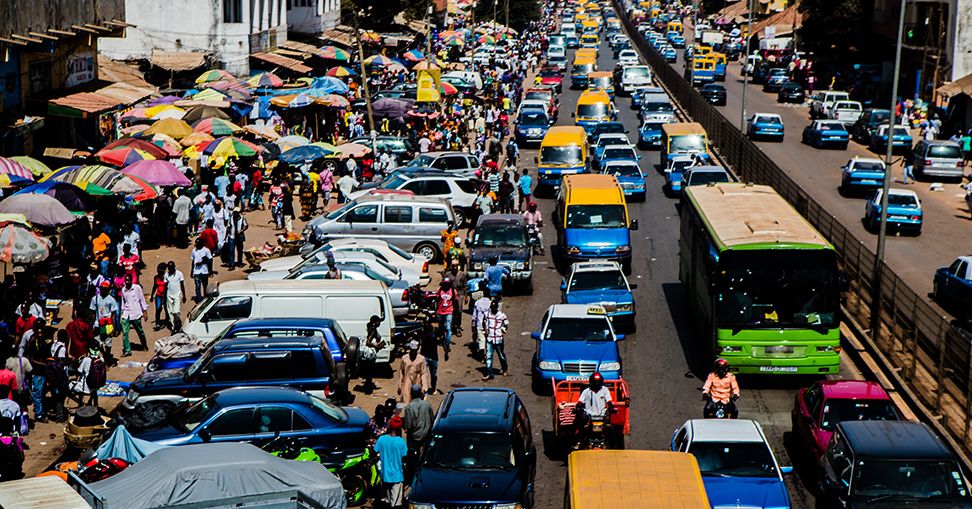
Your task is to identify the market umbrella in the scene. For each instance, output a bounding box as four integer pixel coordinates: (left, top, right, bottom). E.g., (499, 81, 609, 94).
(439, 30, 463, 40)
(0, 174, 31, 188)
(477, 34, 496, 44)
(128, 175, 159, 202)
(181, 106, 230, 124)
(443, 37, 465, 47)
(308, 77, 350, 94)
(269, 93, 315, 109)
(122, 160, 192, 187)
(385, 62, 406, 73)
(0, 158, 35, 180)
(246, 72, 284, 88)
(315, 94, 350, 108)
(318, 46, 350, 61)
(9, 156, 50, 177)
(278, 145, 334, 164)
(259, 142, 282, 160)
(143, 118, 194, 139)
(192, 117, 242, 136)
(121, 124, 151, 136)
(403, 49, 425, 62)
(309, 142, 341, 156)
(145, 105, 185, 120)
(0, 220, 51, 264)
(147, 95, 181, 106)
(97, 146, 156, 167)
(146, 134, 185, 157)
(179, 131, 215, 148)
(439, 82, 459, 96)
(275, 135, 310, 151)
(195, 69, 235, 84)
(190, 88, 232, 103)
(121, 108, 148, 120)
(241, 124, 280, 140)
(0, 194, 76, 228)
(372, 98, 412, 118)
(335, 142, 371, 158)
(361, 31, 382, 44)
(325, 66, 356, 77)
(412, 61, 441, 71)
(364, 55, 395, 67)
(14, 181, 102, 211)
(202, 137, 261, 158)
(41, 165, 147, 196)
(98, 139, 169, 160)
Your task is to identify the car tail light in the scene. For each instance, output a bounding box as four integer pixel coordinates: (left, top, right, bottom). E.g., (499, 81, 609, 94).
(422, 260, 429, 272)
(925, 160, 933, 165)
(910, 215, 921, 220)
(324, 384, 332, 398)
(402, 289, 409, 302)
(958, 161, 966, 167)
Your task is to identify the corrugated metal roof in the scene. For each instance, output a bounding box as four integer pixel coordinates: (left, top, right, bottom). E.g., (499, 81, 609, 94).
(150, 49, 207, 71)
(250, 52, 312, 74)
(279, 40, 319, 55)
(49, 83, 156, 114)
(97, 55, 156, 90)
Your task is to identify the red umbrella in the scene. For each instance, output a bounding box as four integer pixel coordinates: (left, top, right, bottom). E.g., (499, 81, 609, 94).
(97, 138, 169, 160)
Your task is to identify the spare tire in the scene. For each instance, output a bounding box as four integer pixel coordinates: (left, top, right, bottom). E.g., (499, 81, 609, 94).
(332, 362, 349, 404)
(344, 336, 361, 379)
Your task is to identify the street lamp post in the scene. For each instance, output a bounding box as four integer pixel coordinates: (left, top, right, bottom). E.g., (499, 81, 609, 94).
(351, 9, 376, 146)
(871, 0, 908, 341)
(738, 0, 756, 131)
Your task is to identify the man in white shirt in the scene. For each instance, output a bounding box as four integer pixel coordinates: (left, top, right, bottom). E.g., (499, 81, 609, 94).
(164, 261, 186, 331)
(578, 372, 612, 419)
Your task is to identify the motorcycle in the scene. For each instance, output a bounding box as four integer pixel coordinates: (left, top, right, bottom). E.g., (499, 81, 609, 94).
(51, 448, 131, 483)
(264, 436, 378, 506)
(702, 392, 739, 419)
(406, 284, 438, 318)
(526, 223, 544, 256)
(578, 415, 611, 450)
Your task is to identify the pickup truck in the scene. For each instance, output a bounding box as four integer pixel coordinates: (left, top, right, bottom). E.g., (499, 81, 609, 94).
(933, 256, 972, 317)
(810, 91, 850, 119)
(827, 100, 864, 126)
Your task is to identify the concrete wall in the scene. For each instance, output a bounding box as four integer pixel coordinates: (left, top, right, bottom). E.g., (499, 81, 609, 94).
(288, 0, 340, 35)
(951, 0, 972, 80)
(0, 0, 125, 37)
(99, 0, 287, 76)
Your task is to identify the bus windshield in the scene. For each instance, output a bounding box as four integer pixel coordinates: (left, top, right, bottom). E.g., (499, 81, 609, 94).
(670, 134, 706, 152)
(714, 250, 838, 329)
(577, 103, 609, 118)
(566, 204, 627, 228)
(541, 146, 583, 165)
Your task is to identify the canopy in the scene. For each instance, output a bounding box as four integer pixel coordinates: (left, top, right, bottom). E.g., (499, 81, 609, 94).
(203, 137, 261, 158)
(241, 124, 280, 140)
(0, 158, 35, 180)
(246, 72, 284, 88)
(89, 443, 346, 509)
(96, 425, 168, 465)
(325, 66, 356, 77)
(143, 118, 194, 139)
(14, 181, 103, 211)
(97, 146, 156, 167)
(309, 77, 350, 95)
(0, 221, 50, 264)
(145, 105, 185, 120)
(97, 138, 169, 160)
(8, 156, 50, 177)
(179, 131, 216, 148)
(372, 98, 412, 119)
(336, 142, 371, 158)
(279, 144, 336, 164)
(270, 93, 315, 109)
(122, 160, 192, 187)
(192, 117, 241, 136)
(318, 46, 350, 61)
(275, 135, 311, 151)
(0, 194, 76, 228)
(195, 69, 235, 84)
(181, 105, 231, 124)
(41, 165, 149, 196)
(146, 134, 185, 157)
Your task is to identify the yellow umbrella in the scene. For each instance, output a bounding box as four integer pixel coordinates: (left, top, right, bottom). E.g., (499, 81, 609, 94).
(145, 104, 185, 119)
(144, 118, 194, 139)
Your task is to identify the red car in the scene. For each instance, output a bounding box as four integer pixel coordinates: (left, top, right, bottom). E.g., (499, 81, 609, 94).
(536, 66, 563, 94)
(791, 380, 900, 460)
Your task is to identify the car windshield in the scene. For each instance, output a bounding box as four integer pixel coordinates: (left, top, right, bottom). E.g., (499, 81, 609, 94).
(670, 134, 707, 152)
(573, 64, 594, 74)
(577, 103, 609, 117)
(525, 92, 548, 101)
(539, 69, 560, 78)
(782, 83, 801, 91)
(598, 136, 627, 149)
(819, 122, 847, 132)
(187, 296, 215, 323)
(540, 145, 583, 165)
(819, 399, 898, 431)
(519, 111, 549, 125)
(472, 224, 527, 247)
(755, 116, 782, 125)
(325, 201, 356, 220)
(348, 265, 393, 286)
(569, 271, 627, 291)
(409, 155, 434, 167)
(690, 441, 779, 478)
(544, 317, 613, 340)
(836, 102, 862, 111)
(929, 145, 962, 158)
(643, 101, 673, 113)
(886, 193, 919, 207)
(172, 396, 219, 432)
(603, 147, 636, 159)
(590, 77, 612, 88)
(310, 394, 348, 422)
(424, 433, 515, 470)
(880, 126, 910, 136)
(566, 204, 627, 228)
(852, 161, 885, 172)
(854, 460, 969, 500)
(607, 164, 642, 177)
(715, 250, 839, 328)
(379, 175, 410, 190)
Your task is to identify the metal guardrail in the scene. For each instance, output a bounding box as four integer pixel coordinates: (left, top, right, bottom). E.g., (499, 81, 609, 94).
(613, 1, 972, 461)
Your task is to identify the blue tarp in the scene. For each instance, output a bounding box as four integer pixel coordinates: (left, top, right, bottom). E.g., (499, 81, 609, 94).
(96, 425, 167, 464)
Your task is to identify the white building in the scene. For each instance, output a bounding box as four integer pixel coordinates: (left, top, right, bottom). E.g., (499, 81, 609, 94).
(287, 0, 341, 35)
(99, 0, 289, 76)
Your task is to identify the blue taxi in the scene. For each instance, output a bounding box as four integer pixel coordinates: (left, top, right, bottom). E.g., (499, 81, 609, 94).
(601, 160, 646, 202)
(864, 188, 922, 236)
(745, 113, 785, 141)
(561, 261, 636, 331)
(593, 144, 639, 173)
(531, 304, 624, 393)
(839, 157, 886, 195)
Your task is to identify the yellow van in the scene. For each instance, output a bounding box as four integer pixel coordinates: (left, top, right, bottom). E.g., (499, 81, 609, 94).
(693, 44, 713, 58)
(537, 126, 588, 193)
(554, 174, 637, 273)
(575, 47, 598, 60)
(579, 32, 599, 49)
(667, 20, 683, 34)
(586, 71, 614, 97)
(662, 122, 709, 165)
(687, 57, 716, 85)
(565, 451, 710, 509)
(574, 89, 613, 134)
(570, 55, 597, 88)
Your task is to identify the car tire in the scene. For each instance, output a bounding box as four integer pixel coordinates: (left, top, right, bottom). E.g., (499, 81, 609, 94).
(344, 336, 360, 377)
(932, 281, 941, 301)
(415, 242, 440, 262)
(453, 208, 467, 228)
(522, 277, 534, 295)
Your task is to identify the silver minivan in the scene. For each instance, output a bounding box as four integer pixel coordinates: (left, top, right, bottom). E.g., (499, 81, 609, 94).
(913, 139, 966, 180)
(304, 194, 455, 261)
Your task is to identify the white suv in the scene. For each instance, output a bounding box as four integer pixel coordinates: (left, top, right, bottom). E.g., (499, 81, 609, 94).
(348, 171, 479, 225)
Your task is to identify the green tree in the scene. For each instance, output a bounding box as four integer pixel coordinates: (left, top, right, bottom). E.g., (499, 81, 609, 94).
(797, 0, 865, 56)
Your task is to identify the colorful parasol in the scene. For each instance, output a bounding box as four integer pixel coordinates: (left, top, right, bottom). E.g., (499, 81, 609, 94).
(315, 94, 351, 109)
(403, 49, 425, 62)
(190, 88, 232, 103)
(147, 134, 185, 157)
(195, 69, 235, 84)
(0, 158, 36, 180)
(192, 117, 242, 136)
(122, 160, 192, 187)
(269, 93, 315, 109)
(14, 181, 105, 211)
(278, 145, 335, 164)
(179, 131, 215, 148)
(413, 60, 441, 71)
(275, 135, 311, 152)
(181, 106, 230, 124)
(309, 142, 341, 156)
(0, 174, 31, 188)
(143, 118, 194, 139)
(246, 72, 284, 88)
(127, 175, 159, 202)
(145, 104, 185, 120)
(364, 55, 395, 67)
(325, 66, 356, 77)
(202, 137, 261, 158)
(98, 139, 169, 160)
(97, 146, 156, 167)
(439, 82, 459, 95)
(335, 142, 372, 158)
(241, 124, 280, 140)
(477, 34, 496, 44)
(361, 31, 382, 44)
(41, 165, 148, 196)
(0, 194, 77, 228)
(0, 221, 51, 264)
(318, 46, 351, 61)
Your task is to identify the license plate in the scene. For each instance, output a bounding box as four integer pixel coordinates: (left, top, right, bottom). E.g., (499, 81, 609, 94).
(860, 179, 878, 184)
(566, 375, 587, 381)
(759, 366, 799, 373)
(890, 215, 907, 220)
(765, 346, 794, 354)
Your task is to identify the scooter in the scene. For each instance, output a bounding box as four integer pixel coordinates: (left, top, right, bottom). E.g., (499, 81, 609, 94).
(264, 436, 378, 506)
(702, 393, 739, 419)
(526, 223, 544, 256)
(51, 448, 131, 483)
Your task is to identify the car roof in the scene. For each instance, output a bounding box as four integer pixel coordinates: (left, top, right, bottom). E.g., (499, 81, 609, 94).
(436, 388, 518, 432)
(848, 157, 884, 165)
(603, 160, 639, 167)
(216, 332, 326, 351)
(687, 165, 726, 173)
(885, 188, 919, 198)
(816, 380, 891, 400)
(602, 144, 635, 151)
(213, 387, 311, 406)
(687, 419, 765, 443)
(355, 194, 451, 206)
(475, 213, 525, 226)
(401, 171, 468, 180)
(547, 304, 610, 318)
(229, 318, 337, 330)
(419, 151, 474, 157)
(839, 421, 952, 460)
(754, 113, 782, 119)
(571, 261, 623, 273)
(598, 133, 628, 142)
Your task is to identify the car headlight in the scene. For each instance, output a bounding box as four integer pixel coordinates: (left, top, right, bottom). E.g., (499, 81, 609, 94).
(473, 262, 483, 270)
(566, 245, 580, 255)
(409, 504, 434, 509)
(600, 362, 621, 371)
(494, 504, 522, 509)
(538, 360, 561, 370)
(126, 390, 139, 403)
(513, 262, 525, 270)
(616, 303, 633, 312)
(615, 245, 631, 253)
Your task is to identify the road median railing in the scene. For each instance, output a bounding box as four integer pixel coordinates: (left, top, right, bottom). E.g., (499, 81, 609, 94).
(612, 1, 972, 465)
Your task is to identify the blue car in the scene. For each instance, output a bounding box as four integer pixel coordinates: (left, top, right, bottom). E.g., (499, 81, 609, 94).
(672, 419, 792, 509)
(839, 157, 886, 194)
(864, 188, 922, 235)
(133, 387, 370, 453)
(933, 256, 972, 314)
(631, 86, 665, 108)
(561, 261, 636, 331)
(664, 154, 710, 196)
(515, 108, 551, 145)
(869, 124, 913, 153)
(802, 120, 849, 149)
(594, 144, 639, 173)
(670, 34, 686, 48)
(746, 113, 785, 141)
(660, 46, 677, 62)
(602, 160, 646, 202)
(593, 133, 631, 161)
(531, 304, 624, 392)
(638, 119, 666, 149)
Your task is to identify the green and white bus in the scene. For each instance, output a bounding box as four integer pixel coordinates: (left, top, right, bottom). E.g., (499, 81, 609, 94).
(679, 183, 840, 375)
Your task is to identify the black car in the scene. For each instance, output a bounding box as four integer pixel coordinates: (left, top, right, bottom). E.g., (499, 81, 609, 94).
(777, 82, 805, 104)
(699, 84, 727, 106)
(467, 214, 533, 293)
(408, 388, 537, 509)
(818, 421, 972, 508)
(850, 108, 892, 144)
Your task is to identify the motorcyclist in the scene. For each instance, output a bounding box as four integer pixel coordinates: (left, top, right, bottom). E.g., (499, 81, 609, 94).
(522, 202, 544, 255)
(576, 372, 612, 430)
(702, 358, 740, 419)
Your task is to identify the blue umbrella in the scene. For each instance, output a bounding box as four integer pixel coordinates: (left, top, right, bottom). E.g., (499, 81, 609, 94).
(309, 76, 350, 95)
(278, 145, 333, 164)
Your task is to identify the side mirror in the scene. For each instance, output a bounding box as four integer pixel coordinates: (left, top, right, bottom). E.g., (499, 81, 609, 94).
(531, 331, 542, 340)
(780, 466, 794, 474)
(534, 157, 539, 164)
(560, 279, 567, 291)
(199, 428, 212, 442)
(616, 334, 626, 340)
(571, 112, 575, 118)
(629, 218, 639, 230)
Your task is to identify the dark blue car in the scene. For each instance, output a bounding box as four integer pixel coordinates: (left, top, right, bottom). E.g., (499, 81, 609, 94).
(515, 108, 551, 145)
(409, 388, 537, 509)
(802, 120, 850, 149)
(602, 160, 646, 202)
(869, 124, 913, 153)
(132, 387, 369, 454)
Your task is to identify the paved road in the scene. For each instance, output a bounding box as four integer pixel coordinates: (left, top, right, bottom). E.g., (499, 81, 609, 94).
(494, 31, 831, 508)
(666, 22, 972, 302)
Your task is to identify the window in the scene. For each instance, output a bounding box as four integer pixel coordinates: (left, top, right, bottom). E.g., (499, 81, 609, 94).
(247, 352, 298, 380)
(826, 434, 854, 489)
(384, 205, 413, 223)
(223, 0, 243, 23)
(204, 296, 252, 322)
(423, 180, 451, 195)
(419, 207, 448, 223)
(673, 427, 687, 451)
(207, 353, 247, 382)
(289, 350, 319, 378)
(207, 408, 255, 436)
(345, 204, 378, 223)
(456, 180, 478, 194)
(402, 180, 426, 194)
(256, 407, 310, 433)
(442, 156, 466, 170)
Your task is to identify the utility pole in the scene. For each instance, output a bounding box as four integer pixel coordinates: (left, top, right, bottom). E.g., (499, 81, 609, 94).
(351, 7, 376, 144)
(871, 0, 908, 342)
(738, 0, 755, 131)
(493, 0, 497, 25)
(505, 0, 509, 31)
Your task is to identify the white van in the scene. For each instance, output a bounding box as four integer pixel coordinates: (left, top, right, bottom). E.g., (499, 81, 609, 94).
(183, 279, 397, 362)
(442, 70, 483, 91)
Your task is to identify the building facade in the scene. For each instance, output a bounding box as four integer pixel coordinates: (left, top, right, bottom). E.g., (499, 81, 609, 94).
(99, 0, 288, 76)
(287, 0, 341, 35)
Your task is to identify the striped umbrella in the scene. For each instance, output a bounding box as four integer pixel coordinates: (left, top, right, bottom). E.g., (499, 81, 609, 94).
(98, 138, 169, 159)
(192, 117, 242, 136)
(143, 118, 194, 139)
(9, 156, 51, 177)
(190, 88, 232, 102)
(179, 131, 215, 148)
(145, 104, 185, 120)
(241, 124, 280, 141)
(195, 69, 235, 84)
(97, 146, 156, 167)
(364, 55, 395, 67)
(122, 160, 192, 187)
(413, 60, 442, 71)
(246, 72, 284, 88)
(318, 46, 350, 61)
(0, 158, 35, 180)
(325, 66, 356, 77)
(147, 134, 185, 157)
(309, 142, 341, 156)
(202, 137, 261, 158)
(269, 93, 315, 109)
(439, 82, 459, 96)
(0, 174, 32, 188)
(403, 49, 425, 62)
(315, 94, 351, 109)
(477, 34, 496, 44)
(128, 175, 159, 202)
(40, 165, 148, 196)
